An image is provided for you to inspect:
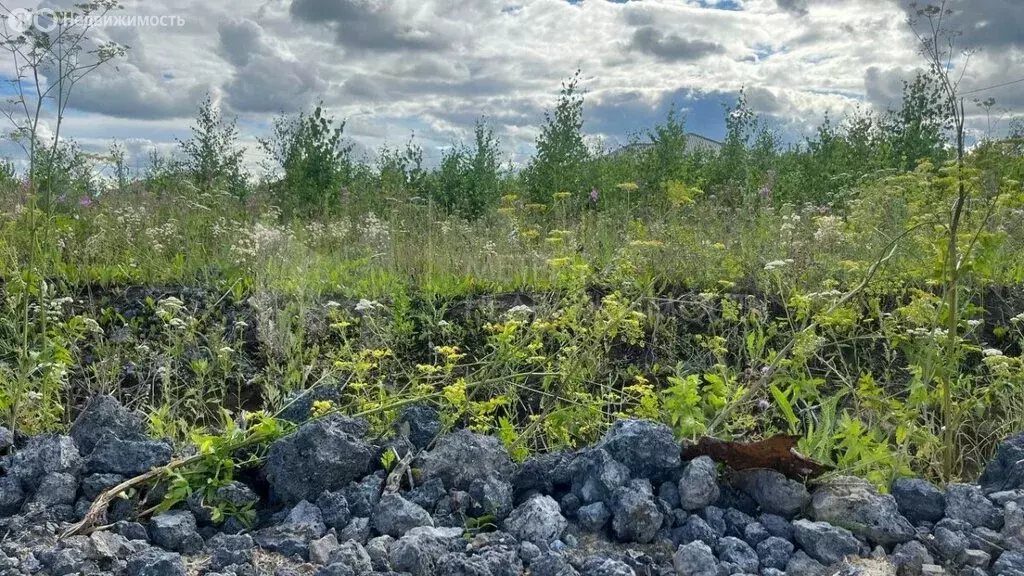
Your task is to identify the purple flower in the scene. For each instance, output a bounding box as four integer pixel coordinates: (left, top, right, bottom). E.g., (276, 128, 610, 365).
(79, 196, 93, 208)
(590, 188, 599, 203)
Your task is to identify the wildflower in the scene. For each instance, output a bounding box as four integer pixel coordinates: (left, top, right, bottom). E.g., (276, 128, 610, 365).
(506, 305, 534, 318)
(355, 299, 382, 313)
(983, 348, 1005, 358)
(764, 259, 793, 271)
(326, 301, 342, 308)
(79, 196, 94, 208)
(554, 192, 572, 201)
(590, 188, 599, 203)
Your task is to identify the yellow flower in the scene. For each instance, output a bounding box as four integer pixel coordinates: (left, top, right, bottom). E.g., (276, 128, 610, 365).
(553, 192, 572, 201)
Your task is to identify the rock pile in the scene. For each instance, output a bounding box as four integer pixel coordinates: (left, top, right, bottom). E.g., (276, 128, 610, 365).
(2, 396, 1024, 576)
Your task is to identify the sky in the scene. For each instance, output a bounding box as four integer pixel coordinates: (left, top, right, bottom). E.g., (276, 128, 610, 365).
(0, 0, 1021, 173)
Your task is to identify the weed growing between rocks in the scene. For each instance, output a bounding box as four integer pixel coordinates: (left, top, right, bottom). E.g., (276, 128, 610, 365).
(4, 395, 1024, 576)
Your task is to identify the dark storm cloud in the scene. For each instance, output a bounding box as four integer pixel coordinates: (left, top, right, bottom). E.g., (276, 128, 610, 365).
(902, 0, 1024, 50)
(777, 0, 809, 17)
(218, 19, 267, 67)
(629, 26, 725, 62)
(289, 0, 450, 52)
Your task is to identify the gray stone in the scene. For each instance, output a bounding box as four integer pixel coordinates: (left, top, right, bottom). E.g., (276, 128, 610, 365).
(317, 491, 352, 532)
(995, 550, 1024, 576)
(437, 546, 522, 576)
(933, 526, 968, 562)
(734, 469, 809, 519)
(715, 537, 758, 573)
(344, 473, 385, 518)
(531, 552, 580, 576)
(208, 534, 255, 570)
(980, 432, 1024, 494)
(309, 534, 340, 565)
(513, 451, 573, 498)
(577, 502, 612, 532)
(286, 499, 327, 538)
(70, 395, 147, 454)
(678, 457, 720, 511)
(126, 550, 186, 576)
(0, 476, 24, 516)
(700, 506, 727, 536)
(0, 426, 13, 452)
(398, 405, 442, 449)
(1004, 501, 1024, 550)
(33, 472, 78, 505)
(339, 516, 371, 544)
(504, 494, 568, 546)
(148, 510, 203, 554)
(81, 473, 126, 501)
(519, 541, 542, 565)
(610, 481, 664, 544)
(418, 430, 515, 491)
(757, 536, 794, 570)
(946, 484, 1003, 530)
(366, 535, 394, 572)
(10, 434, 81, 487)
(569, 449, 631, 504)
(723, 507, 755, 539)
(743, 521, 769, 547)
(86, 436, 172, 476)
(389, 526, 463, 576)
(969, 526, 1004, 557)
(809, 476, 915, 546)
(314, 564, 355, 576)
(673, 541, 718, 576)
(891, 541, 933, 576)
(596, 419, 681, 481)
(675, 515, 719, 547)
(467, 476, 513, 521)
(791, 519, 860, 566)
(963, 549, 991, 568)
(759, 514, 793, 541)
(785, 551, 827, 576)
(373, 493, 434, 537)
(580, 557, 636, 576)
(265, 414, 374, 504)
(90, 531, 133, 560)
(659, 481, 681, 509)
(891, 478, 945, 525)
(406, 478, 447, 512)
(215, 481, 259, 508)
(328, 541, 373, 574)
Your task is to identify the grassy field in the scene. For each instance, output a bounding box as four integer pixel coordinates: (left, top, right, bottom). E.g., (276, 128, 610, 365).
(3, 76, 1024, 496)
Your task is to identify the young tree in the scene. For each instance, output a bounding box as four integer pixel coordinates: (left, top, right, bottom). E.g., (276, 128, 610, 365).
(178, 94, 248, 198)
(525, 70, 589, 203)
(0, 1, 127, 203)
(429, 119, 501, 218)
(640, 105, 688, 193)
(259, 103, 353, 216)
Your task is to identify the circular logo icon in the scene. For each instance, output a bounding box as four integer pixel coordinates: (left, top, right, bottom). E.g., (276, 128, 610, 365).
(33, 8, 58, 33)
(8, 8, 33, 33)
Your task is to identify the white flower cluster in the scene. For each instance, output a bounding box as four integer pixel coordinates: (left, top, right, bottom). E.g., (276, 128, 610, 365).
(360, 214, 391, 251)
(230, 222, 292, 264)
(813, 215, 844, 246)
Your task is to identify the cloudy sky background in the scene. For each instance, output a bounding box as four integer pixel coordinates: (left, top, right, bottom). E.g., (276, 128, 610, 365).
(0, 0, 1021, 173)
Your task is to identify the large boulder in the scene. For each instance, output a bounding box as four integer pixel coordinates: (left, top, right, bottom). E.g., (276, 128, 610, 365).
(9, 434, 81, 488)
(891, 478, 945, 525)
(397, 405, 443, 450)
(513, 451, 572, 499)
(264, 414, 374, 504)
(569, 449, 631, 505)
(734, 469, 809, 518)
(504, 495, 567, 546)
(609, 480, 664, 544)
(595, 419, 680, 481)
(86, 435, 172, 476)
(70, 395, 147, 455)
(677, 457, 720, 511)
(418, 430, 515, 491)
(390, 526, 464, 576)
(673, 541, 718, 576)
(373, 493, 434, 537)
(148, 511, 203, 555)
(980, 432, 1024, 494)
(810, 476, 916, 545)
(791, 519, 860, 566)
(945, 483, 1003, 530)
